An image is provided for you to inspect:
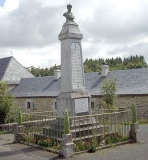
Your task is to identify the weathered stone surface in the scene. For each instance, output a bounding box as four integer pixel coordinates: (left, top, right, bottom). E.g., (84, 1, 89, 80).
(60, 134, 75, 158)
(14, 125, 24, 143)
(63, 4, 75, 22)
(130, 122, 140, 142)
(57, 92, 91, 117)
(59, 39, 85, 93)
(59, 21, 83, 40)
(95, 95, 148, 119)
(13, 97, 55, 112)
(61, 134, 73, 144)
(57, 5, 91, 117)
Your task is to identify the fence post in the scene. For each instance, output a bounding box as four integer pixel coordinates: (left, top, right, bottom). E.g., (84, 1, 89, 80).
(14, 108, 24, 143)
(130, 104, 140, 142)
(60, 109, 75, 158)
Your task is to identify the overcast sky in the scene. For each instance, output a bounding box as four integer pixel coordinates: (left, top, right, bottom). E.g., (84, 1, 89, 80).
(0, 0, 148, 68)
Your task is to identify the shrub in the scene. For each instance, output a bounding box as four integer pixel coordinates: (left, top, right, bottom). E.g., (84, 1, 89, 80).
(0, 82, 18, 124)
(101, 78, 117, 110)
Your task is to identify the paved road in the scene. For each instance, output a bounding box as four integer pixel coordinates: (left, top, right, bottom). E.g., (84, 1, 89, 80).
(0, 125, 147, 160)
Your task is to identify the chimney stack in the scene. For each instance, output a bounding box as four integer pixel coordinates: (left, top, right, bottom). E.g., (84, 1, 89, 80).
(54, 68, 61, 79)
(101, 63, 109, 77)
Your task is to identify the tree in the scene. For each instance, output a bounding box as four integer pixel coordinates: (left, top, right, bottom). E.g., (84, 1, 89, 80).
(101, 78, 117, 110)
(29, 55, 148, 76)
(0, 82, 17, 124)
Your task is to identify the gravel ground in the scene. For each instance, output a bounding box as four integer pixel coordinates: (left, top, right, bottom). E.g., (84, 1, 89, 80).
(0, 125, 147, 160)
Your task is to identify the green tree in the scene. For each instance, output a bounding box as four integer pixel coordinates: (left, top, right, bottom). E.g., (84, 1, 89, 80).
(29, 55, 148, 76)
(0, 82, 17, 124)
(101, 79, 117, 110)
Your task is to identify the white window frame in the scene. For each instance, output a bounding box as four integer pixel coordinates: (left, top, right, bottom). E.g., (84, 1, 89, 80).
(25, 99, 34, 110)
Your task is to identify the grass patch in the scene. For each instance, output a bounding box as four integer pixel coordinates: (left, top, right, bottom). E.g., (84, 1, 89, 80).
(138, 119, 148, 125)
(0, 130, 5, 135)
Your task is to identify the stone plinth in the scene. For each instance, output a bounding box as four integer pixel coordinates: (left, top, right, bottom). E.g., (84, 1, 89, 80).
(57, 92, 91, 117)
(130, 122, 140, 142)
(59, 21, 83, 40)
(14, 125, 24, 143)
(60, 134, 75, 158)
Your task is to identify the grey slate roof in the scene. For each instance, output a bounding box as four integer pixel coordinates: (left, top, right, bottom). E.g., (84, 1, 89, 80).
(10, 67, 148, 97)
(10, 76, 61, 97)
(0, 57, 11, 80)
(0, 56, 34, 84)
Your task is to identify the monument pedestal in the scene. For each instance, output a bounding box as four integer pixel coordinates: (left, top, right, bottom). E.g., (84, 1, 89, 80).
(57, 92, 91, 117)
(60, 134, 75, 158)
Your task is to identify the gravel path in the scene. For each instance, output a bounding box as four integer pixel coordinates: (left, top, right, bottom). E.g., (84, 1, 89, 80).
(0, 125, 147, 160)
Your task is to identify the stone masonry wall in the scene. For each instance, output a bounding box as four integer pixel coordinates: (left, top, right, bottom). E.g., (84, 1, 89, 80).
(93, 95, 148, 119)
(14, 97, 56, 112)
(13, 95, 148, 119)
(117, 95, 148, 119)
(116, 95, 148, 108)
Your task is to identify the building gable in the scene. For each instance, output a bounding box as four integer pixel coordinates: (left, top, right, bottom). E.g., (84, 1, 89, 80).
(1, 56, 34, 84)
(0, 57, 11, 80)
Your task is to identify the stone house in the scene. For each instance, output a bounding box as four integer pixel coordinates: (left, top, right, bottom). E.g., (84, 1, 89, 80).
(8, 63, 148, 119)
(0, 56, 34, 91)
(0, 56, 148, 118)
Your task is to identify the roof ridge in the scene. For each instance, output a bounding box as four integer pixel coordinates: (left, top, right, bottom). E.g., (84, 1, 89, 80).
(110, 67, 148, 73)
(21, 75, 55, 80)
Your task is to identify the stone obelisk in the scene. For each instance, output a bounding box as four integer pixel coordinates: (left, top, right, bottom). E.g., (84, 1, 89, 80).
(57, 4, 91, 117)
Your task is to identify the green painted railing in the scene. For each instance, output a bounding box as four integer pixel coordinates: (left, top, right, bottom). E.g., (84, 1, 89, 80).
(22, 113, 62, 153)
(70, 110, 130, 152)
(21, 110, 130, 153)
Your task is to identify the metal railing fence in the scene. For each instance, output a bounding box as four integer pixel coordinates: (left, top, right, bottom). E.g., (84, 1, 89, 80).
(70, 110, 130, 152)
(22, 113, 62, 152)
(21, 110, 131, 153)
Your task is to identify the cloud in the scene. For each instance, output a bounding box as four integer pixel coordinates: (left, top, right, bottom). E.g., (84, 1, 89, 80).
(80, 0, 148, 45)
(0, 0, 148, 67)
(0, 0, 65, 48)
(107, 43, 148, 59)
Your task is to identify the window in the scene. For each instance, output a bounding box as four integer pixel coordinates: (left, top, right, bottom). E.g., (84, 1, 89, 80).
(25, 100, 34, 110)
(91, 101, 95, 110)
(55, 102, 57, 110)
(27, 102, 31, 109)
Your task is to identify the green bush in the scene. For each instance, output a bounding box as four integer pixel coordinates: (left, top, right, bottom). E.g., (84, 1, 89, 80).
(101, 78, 117, 110)
(0, 82, 18, 124)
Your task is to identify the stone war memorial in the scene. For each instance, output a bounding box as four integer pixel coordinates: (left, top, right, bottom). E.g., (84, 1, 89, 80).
(14, 4, 140, 159)
(57, 4, 91, 117)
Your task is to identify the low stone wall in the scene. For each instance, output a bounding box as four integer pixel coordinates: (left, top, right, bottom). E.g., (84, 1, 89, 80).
(0, 123, 17, 133)
(0, 118, 57, 132)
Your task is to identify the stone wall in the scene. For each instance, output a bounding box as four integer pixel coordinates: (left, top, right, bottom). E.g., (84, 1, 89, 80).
(13, 95, 148, 119)
(14, 97, 56, 112)
(116, 95, 148, 108)
(93, 95, 148, 119)
(117, 95, 148, 119)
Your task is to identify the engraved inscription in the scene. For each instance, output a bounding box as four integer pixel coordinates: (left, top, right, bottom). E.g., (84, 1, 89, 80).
(75, 98, 89, 114)
(71, 43, 84, 90)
